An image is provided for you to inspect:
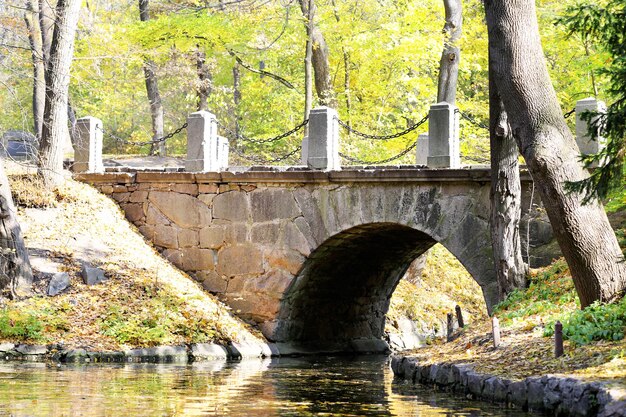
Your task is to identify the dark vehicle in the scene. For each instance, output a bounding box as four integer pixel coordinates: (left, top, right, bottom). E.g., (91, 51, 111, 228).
(1, 130, 38, 162)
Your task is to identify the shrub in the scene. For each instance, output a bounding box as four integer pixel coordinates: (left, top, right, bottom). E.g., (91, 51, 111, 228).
(0, 309, 43, 341)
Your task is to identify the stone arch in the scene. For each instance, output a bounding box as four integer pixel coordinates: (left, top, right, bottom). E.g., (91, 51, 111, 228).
(271, 219, 497, 349)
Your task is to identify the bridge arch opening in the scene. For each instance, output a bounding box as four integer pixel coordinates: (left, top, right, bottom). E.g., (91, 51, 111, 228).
(273, 222, 484, 349)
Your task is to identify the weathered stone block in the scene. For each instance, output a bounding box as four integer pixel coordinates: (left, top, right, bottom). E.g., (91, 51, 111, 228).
(283, 221, 312, 256)
(138, 225, 155, 240)
(198, 270, 227, 293)
(191, 343, 228, 360)
(217, 245, 264, 276)
(244, 269, 294, 296)
(171, 183, 198, 195)
(81, 265, 107, 285)
(145, 204, 170, 226)
(198, 184, 219, 193)
(111, 192, 130, 203)
(178, 229, 199, 248)
(508, 380, 528, 409)
(154, 225, 178, 249)
(198, 193, 216, 207)
(213, 191, 249, 222)
(48, 272, 70, 296)
(199, 226, 225, 249)
(162, 249, 183, 269)
(121, 203, 144, 223)
(251, 189, 300, 222)
(149, 191, 212, 228)
(181, 248, 215, 271)
(265, 249, 304, 275)
(251, 223, 280, 244)
(129, 190, 148, 203)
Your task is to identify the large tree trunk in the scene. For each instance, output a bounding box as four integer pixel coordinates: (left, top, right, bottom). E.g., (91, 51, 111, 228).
(0, 160, 33, 299)
(489, 80, 528, 298)
(437, 0, 462, 103)
(299, 0, 336, 108)
(484, 0, 626, 307)
(38, 0, 81, 187)
(195, 47, 212, 111)
(139, 0, 165, 156)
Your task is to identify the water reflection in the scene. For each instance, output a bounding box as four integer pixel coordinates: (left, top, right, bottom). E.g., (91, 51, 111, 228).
(0, 356, 534, 416)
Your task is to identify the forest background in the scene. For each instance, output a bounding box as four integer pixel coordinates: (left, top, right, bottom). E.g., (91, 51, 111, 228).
(0, 0, 607, 165)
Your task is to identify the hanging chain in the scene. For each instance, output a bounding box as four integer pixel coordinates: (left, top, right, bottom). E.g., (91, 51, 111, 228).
(457, 109, 489, 131)
(339, 140, 419, 165)
(336, 114, 429, 141)
(231, 145, 302, 164)
(96, 122, 188, 147)
(563, 108, 576, 119)
(217, 119, 309, 144)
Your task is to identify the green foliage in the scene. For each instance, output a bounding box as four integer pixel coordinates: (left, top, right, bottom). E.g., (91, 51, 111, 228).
(494, 259, 578, 322)
(99, 293, 216, 346)
(557, 0, 626, 200)
(544, 299, 626, 345)
(0, 309, 43, 341)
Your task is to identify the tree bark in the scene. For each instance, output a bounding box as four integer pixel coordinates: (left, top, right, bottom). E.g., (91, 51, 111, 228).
(484, 0, 626, 307)
(299, 0, 336, 108)
(39, 0, 81, 188)
(302, 0, 313, 137)
(24, 0, 46, 141)
(139, 0, 165, 156)
(489, 81, 528, 298)
(0, 159, 33, 299)
(232, 63, 241, 144)
(195, 47, 212, 111)
(437, 0, 462, 104)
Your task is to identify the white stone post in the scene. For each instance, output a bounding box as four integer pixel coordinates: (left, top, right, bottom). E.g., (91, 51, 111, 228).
(307, 107, 340, 171)
(415, 133, 429, 166)
(186, 111, 228, 172)
(575, 97, 606, 166)
(427, 102, 460, 168)
(74, 116, 103, 173)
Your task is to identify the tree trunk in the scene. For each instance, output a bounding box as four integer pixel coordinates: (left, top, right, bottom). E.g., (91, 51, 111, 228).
(139, 0, 165, 156)
(24, 1, 46, 141)
(232, 63, 241, 144)
(39, 0, 81, 188)
(299, 0, 336, 108)
(489, 80, 528, 298)
(484, 0, 626, 307)
(436, 0, 462, 104)
(0, 159, 33, 299)
(302, 0, 313, 137)
(195, 47, 212, 111)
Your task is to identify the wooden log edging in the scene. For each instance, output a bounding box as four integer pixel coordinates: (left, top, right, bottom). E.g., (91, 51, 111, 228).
(390, 355, 626, 417)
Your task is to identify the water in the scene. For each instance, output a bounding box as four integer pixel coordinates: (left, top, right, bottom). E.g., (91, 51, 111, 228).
(0, 356, 534, 416)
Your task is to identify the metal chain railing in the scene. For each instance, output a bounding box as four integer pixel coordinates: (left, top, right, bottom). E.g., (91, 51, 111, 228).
(231, 145, 302, 164)
(217, 119, 309, 144)
(336, 114, 429, 141)
(97, 122, 188, 147)
(564, 108, 576, 119)
(339, 140, 419, 165)
(457, 109, 489, 131)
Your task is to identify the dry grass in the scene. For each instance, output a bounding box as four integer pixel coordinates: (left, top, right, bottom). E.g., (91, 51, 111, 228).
(1, 171, 264, 350)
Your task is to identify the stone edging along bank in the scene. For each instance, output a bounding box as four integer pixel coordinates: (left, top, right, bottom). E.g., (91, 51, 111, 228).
(391, 355, 626, 417)
(0, 339, 390, 364)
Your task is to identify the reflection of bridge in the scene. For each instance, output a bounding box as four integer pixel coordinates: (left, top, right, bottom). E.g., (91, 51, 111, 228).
(78, 167, 550, 352)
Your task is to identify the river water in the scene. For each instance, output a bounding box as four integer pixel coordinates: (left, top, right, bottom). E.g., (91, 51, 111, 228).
(0, 356, 534, 416)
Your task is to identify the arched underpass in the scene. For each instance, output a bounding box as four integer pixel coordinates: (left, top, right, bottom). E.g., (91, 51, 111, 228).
(272, 223, 472, 351)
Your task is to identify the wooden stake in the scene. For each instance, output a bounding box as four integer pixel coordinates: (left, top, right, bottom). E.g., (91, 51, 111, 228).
(492, 316, 500, 348)
(455, 304, 465, 328)
(555, 321, 564, 358)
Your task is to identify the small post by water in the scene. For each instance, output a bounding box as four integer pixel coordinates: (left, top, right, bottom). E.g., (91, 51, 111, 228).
(554, 320, 564, 358)
(492, 316, 500, 348)
(455, 304, 464, 328)
(446, 312, 454, 342)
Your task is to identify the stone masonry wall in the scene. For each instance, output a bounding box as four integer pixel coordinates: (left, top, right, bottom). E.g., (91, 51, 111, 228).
(77, 168, 552, 346)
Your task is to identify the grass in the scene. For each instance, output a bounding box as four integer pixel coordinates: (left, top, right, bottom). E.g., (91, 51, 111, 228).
(0, 169, 264, 350)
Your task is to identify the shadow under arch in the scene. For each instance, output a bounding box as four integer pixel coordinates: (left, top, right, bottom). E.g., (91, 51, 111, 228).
(272, 222, 454, 349)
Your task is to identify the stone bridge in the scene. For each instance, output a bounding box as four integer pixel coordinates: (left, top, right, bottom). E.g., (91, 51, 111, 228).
(78, 167, 553, 352)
